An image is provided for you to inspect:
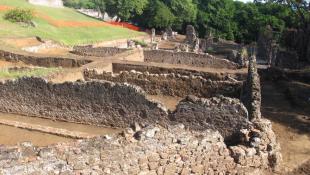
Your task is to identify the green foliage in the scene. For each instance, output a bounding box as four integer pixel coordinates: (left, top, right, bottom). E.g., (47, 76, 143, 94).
(0, 67, 61, 79)
(62, 0, 303, 44)
(105, 0, 149, 21)
(143, 0, 175, 28)
(4, 8, 33, 23)
(132, 40, 147, 47)
(163, 0, 197, 29)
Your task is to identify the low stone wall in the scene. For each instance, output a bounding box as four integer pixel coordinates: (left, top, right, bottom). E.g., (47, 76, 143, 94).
(241, 56, 262, 121)
(0, 77, 246, 139)
(83, 69, 243, 98)
(0, 49, 91, 68)
(171, 95, 250, 144)
(0, 78, 168, 128)
(144, 50, 239, 69)
(0, 124, 268, 175)
(112, 63, 246, 81)
(72, 46, 130, 57)
(0, 77, 282, 173)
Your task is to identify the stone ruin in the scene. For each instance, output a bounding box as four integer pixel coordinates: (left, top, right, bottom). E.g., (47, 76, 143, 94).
(151, 28, 156, 43)
(162, 32, 168, 41)
(166, 27, 174, 39)
(0, 49, 282, 174)
(185, 25, 197, 45)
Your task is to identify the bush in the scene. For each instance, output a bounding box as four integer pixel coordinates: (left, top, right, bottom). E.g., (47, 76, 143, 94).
(133, 40, 148, 47)
(4, 8, 34, 23)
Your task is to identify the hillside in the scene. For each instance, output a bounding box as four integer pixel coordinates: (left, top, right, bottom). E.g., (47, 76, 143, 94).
(0, 0, 145, 46)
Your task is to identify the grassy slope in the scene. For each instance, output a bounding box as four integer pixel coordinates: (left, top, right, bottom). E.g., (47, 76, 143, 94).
(0, 0, 144, 46)
(0, 67, 61, 79)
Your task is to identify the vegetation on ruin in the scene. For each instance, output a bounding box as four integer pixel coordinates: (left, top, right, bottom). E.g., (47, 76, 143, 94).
(132, 40, 148, 47)
(0, 67, 61, 79)
(0, 0, 144, 45)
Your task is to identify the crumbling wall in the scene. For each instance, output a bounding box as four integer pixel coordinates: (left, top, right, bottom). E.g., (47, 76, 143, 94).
(0, 77, 168, 128)
(0, 77, 247, 141)
(0, 124, 266, 175)
(83, 69, 243, 98)
(112, 63, 247, 81)
(0, 76, 282, 173)
(0, 49, 91, 68)
(171, 95, 250, 143)
(72, 46, 130, 57)
(241, 56, 262, 120)
(144, 50, 239, 69)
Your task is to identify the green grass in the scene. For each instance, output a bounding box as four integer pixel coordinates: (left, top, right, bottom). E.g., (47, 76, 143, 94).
(0, 0, 145, 46)
(0, 67, 61, 79)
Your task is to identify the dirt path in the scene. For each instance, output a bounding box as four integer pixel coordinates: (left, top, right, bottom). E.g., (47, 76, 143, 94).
(261, 81, 310, 174)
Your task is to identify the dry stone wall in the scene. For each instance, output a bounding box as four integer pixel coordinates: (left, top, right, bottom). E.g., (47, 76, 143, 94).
(72, 46, 130, 57)
(0, 77, 247, 141)
(0, 49, 91, 68)
(0, 74, 282, 174)
(171, 95, 250, 144)
(112, 63, 246, 81)
(0, 124, 271, 175)
(144, 50, 239, 69)
(83, 69, 243, 98)
(241, 56, 262, 120)
(0, 78, 168, 128)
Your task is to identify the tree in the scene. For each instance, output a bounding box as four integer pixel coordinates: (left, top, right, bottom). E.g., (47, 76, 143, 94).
(197, 0, 237, 40)
(134, 0, 175, 29)
(162, 0, 198, 29)
(150, 0, 175, 28)
(105, 0, 149, 21)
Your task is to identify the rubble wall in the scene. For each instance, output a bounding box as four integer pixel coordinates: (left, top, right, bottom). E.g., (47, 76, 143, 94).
(0, 124, 264, 175)
(172, 96, 250, 143)
(241, 56, 262, 120)
(144, 50, 239, 69)
(0, 76, 282, 173)
(0, 77, 168, 128)
(71, 46, 130, 57)
(0, 77, 247, 140)
(83, 69, 243, 98)
(112, 63, 246, 81)
(0, 49, 91, 68)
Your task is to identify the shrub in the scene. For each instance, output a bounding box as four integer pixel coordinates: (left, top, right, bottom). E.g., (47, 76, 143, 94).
(133, 40, 148, 47)
(4, 8, 34, 24)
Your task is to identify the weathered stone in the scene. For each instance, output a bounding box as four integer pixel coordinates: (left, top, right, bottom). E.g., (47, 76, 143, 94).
(186, 25, 197, 44)
(151, 28, 156, 43)
(84, 69, 242, 99)
(164, 163, 177, 175)
(144, 50, 239, 69)
(191, 164, 204, 174)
